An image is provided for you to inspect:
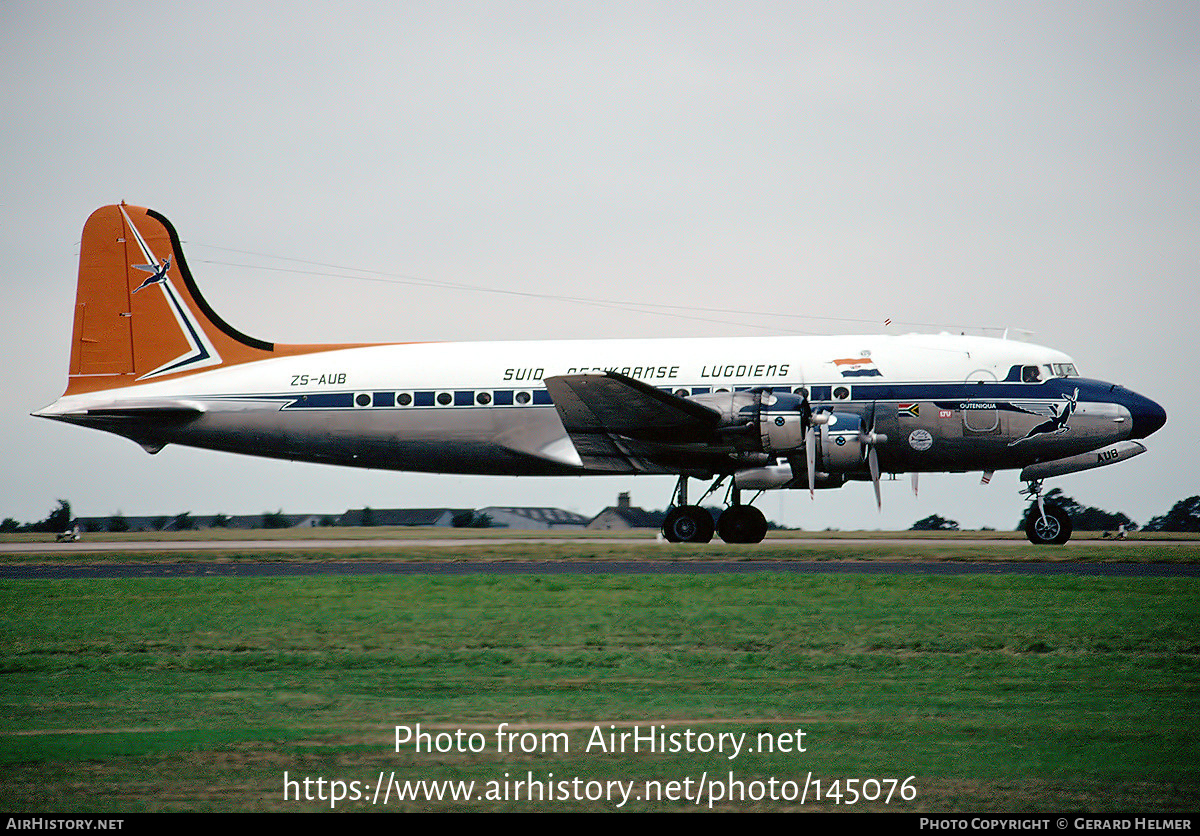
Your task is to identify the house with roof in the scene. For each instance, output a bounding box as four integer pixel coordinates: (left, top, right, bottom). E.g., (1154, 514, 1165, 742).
(586, 492, 666, 530)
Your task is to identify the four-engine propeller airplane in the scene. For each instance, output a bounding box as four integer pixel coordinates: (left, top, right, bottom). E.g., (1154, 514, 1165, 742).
(34, 204, 1167, 544)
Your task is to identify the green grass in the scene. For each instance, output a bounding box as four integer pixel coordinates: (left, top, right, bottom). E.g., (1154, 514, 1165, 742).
(1, 573, 1196, 812)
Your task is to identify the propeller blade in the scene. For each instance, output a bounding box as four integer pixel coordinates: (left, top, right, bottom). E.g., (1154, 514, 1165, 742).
(869, 445, 881, 510)
(911, 472, 919, 497)
(805, 425, 816, 499)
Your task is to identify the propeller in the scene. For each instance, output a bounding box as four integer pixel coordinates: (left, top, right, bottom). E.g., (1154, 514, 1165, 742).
(805, 421, 816, 499)
(858, 403, 889, 510)
(799, 391, 829, 500)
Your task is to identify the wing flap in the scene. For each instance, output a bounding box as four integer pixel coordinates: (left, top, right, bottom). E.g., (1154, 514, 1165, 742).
(543, 372, 723, 472)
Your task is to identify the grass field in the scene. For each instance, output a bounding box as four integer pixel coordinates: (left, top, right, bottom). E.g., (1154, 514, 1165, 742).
(2, 562, 1197, 812)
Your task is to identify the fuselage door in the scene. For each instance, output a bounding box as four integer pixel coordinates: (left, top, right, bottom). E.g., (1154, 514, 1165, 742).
(962, 403, 999, 433)
(962, 370, 999, 434)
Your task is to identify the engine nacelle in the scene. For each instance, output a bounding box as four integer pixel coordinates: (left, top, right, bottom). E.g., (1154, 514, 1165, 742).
(760, 412, 806, 452)
(820, 412, 868, 472)
(686, 392, 874, 477)
(758, 403, 870, 475)
(688, 390, 760, 428)
(756, 392, 809, 453)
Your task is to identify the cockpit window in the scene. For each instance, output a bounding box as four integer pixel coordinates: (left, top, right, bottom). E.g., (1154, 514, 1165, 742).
(1044, 363, 1078, 378)
(1022, 365, 1041, 382)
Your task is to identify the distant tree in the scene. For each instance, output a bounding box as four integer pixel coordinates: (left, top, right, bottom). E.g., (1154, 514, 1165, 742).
(319, 515, 337, 528)
(360, 507, 376, 527)
(151, 517, 169, 531)
(1144, 496, 1200, 532)
(106, 513, 129, 533)
(30, 499, 72, 533)
(262, 510, 290, 529)
(911, 514, 960, 531)
(211, 513, 231, 528)
(172, 512, 195, 531)
(1016, 489, 1137, 532)
(1, 518, 18, 533)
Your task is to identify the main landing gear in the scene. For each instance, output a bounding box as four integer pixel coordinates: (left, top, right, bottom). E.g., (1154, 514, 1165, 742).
(1021, 479, 1073, 545)
(662, 476, 769, 544)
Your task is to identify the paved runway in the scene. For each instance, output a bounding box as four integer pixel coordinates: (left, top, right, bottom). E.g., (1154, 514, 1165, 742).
(5, 535, 1196, 554)
(4, 557, 1198, 581)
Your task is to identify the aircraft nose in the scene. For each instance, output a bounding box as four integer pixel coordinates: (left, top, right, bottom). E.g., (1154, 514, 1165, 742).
(1128, 392, 1167, 439)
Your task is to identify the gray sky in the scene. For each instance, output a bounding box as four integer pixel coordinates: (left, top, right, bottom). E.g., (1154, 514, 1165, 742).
(2, 1, 1196, 531)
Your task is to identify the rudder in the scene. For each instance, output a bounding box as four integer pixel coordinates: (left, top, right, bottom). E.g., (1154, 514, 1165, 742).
(65, 204, 276, 395)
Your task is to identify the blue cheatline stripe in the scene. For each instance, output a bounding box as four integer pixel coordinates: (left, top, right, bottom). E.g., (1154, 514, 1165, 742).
(200, 377, 1089, 412)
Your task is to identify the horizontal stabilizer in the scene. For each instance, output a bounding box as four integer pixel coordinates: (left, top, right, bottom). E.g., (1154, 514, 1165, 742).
(32, 398, 205, 427)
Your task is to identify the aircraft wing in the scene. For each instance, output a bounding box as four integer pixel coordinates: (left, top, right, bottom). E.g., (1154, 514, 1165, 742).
(543, 372, 723, 473)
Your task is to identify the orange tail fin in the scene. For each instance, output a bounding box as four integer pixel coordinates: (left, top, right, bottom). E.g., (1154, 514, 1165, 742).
(66, 205, 280, 396)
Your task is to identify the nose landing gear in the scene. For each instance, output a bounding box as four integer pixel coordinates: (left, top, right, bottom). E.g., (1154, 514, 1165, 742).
(1021, 479, 1073, 545)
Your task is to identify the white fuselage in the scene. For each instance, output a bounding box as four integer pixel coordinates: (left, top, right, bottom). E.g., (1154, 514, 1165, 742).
(39, 332, 1092, 477)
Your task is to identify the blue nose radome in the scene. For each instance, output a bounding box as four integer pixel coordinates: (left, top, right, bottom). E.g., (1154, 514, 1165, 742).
(1129, 392, 1167, 439)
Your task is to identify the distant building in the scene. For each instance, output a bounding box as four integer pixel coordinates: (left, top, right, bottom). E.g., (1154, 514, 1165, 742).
(479, 506, 590, 530)
(75, 513, 336, 532)
(338, 508, 470, 527)
(587, 492, 665, 530)
(71, 503, 592, 533)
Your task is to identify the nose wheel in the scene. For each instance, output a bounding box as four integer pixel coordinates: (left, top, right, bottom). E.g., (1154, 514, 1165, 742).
(1021, 480, 1073, 545)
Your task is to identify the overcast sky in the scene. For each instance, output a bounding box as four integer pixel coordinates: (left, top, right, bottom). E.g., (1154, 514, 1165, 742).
(2, 1, 1195, 531)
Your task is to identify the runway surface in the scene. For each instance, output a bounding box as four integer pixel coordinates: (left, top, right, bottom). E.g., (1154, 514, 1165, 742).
(6, 535, 1197, 554)
(4, 560, 1200, 579)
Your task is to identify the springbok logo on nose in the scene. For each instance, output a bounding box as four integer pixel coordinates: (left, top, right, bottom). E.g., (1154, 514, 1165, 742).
(1010, 388, 1079, 445)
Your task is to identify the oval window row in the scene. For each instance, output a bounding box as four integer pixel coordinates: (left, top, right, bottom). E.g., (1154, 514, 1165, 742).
(351, 390, 540, 408)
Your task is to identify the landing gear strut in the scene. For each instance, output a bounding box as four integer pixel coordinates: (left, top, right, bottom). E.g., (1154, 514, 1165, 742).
(1021, 479, 1073, 545)
(662, 475, 715, 543)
